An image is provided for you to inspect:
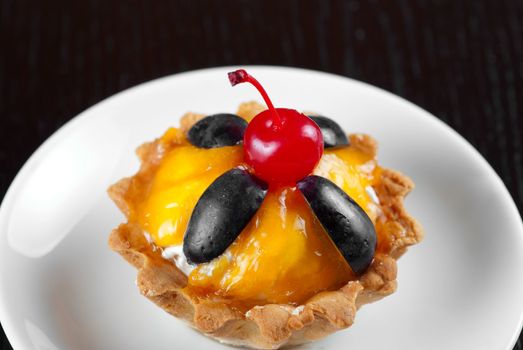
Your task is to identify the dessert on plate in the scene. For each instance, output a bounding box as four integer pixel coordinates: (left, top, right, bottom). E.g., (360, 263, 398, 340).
(108, 69, 423, 349)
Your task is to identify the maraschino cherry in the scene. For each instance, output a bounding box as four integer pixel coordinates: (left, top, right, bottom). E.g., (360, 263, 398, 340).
(228, 69, 324, 185)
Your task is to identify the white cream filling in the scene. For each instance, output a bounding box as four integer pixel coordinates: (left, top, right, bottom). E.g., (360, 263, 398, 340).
(365, 185, 380, 204)
(291, 305, 305, 316)
(142, 230, 195, 275)
(161, 244, 195, 275)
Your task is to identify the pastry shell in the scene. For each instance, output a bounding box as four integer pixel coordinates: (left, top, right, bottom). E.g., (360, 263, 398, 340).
(108, 102, 423, 349)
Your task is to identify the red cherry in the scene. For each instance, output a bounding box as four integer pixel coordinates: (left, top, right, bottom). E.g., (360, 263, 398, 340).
(228, 69, 324, 184)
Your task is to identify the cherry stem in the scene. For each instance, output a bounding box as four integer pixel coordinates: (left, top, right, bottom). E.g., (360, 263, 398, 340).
(228, 69, 282, 126)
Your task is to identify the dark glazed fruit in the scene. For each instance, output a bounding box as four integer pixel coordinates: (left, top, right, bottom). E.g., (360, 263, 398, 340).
(183, 168, 268, 264)
(308, 116, 350, 148)
(297, 175, 376, 274)
(187, 114, 248, 148)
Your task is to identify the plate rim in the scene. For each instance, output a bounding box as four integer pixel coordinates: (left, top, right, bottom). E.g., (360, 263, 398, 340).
(1, 65, 522, 350)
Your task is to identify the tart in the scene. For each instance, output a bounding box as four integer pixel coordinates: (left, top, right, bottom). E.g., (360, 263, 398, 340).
(108, 70, 423, 349)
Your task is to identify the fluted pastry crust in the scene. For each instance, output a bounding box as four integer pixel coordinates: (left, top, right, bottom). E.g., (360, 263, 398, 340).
(108, 102, 423, 349)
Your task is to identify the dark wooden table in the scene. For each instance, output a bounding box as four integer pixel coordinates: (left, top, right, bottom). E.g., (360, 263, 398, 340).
(1, 0, 522, 349)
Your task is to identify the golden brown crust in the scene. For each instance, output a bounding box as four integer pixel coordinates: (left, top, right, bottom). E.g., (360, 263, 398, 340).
(236, 101, 266, 121)
(108, 102, 423, 349)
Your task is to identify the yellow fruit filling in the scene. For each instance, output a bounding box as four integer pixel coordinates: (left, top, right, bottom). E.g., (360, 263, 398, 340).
(133, 128, 378, 305)
(136, 143, 244, 246)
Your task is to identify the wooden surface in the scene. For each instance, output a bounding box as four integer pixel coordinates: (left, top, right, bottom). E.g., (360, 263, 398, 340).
(1, 0, 522, 349)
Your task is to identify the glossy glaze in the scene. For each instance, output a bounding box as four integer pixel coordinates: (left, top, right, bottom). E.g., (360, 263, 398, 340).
(183, 168, 268, 264)
(297, 175, 376, 274)
(134, 129, 377, 304)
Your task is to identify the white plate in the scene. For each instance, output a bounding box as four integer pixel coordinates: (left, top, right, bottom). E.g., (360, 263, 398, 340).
(1, 66, 523, 350)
